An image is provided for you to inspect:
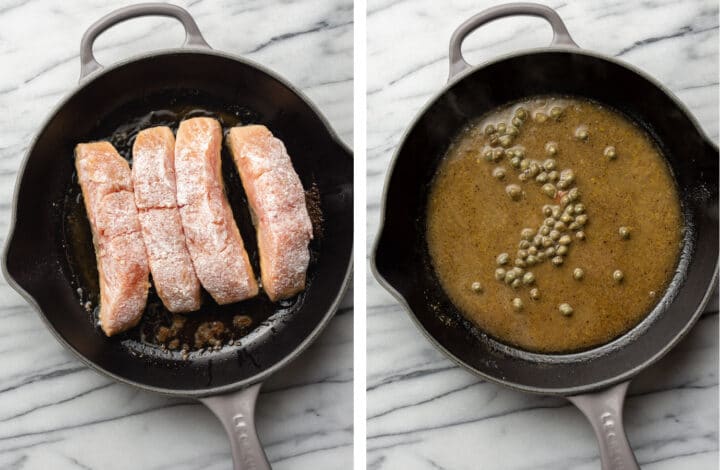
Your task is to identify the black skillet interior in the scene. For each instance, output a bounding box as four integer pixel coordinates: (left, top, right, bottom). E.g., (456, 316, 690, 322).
(374, 51, 718, 394)
(5, 52, 353, 393)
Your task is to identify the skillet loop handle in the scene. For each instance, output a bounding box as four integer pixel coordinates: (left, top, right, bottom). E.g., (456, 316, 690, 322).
(79, 2, 210, 81)
(200, 383, 271, 470)
(448, 2, 578, 81)
(567, 381, 640, 470)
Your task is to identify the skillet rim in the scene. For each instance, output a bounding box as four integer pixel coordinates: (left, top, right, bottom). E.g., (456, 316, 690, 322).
(371, 45, 719, 396)
(2, 47, 354, 398)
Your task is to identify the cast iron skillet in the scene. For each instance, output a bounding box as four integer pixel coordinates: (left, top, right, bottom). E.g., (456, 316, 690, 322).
(372, 4, 718, 469)
(2, 4, 352, 470)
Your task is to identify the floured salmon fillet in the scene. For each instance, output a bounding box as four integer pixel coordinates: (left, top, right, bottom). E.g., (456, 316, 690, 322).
(75, 142, 149, 336)
(227, 125, 313, 301)
(132, 127, 201, 313)
(175, 117, 258, 304)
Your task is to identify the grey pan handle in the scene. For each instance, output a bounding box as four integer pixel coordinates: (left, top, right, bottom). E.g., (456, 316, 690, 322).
(568, 382, 640, 470)
(200, 383, 271, 470)
(79, 2, 210, 80)
(448, 2, 578, 80)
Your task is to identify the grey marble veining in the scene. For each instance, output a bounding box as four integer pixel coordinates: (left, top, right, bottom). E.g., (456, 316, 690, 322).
(0, 0, 352, 469)
(367, 0, 718, 469)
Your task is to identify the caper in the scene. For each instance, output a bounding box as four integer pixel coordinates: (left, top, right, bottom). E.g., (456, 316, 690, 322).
(543, 158, 557, 171)
(533, 234, 544, 246)
(567, 187, 580, 202)
(505, 270, 517, 283)
(528, 246, 538, 255)
(559, 195, 570, 206)
(613, 270, 624, 283)
(534, 112, 548, 123)
(554, 221, 567, 231)
(512, 297, 524, 311)
(513, 147, 526, 159)
(492, 148, 504, 162)
(536, 172, 549, 183)
(495, 268, 506, 280)
(510, 156, 521, 168)
(574, 126, 589, 140)
(576, 230, 586, 240)
(545, 246, 556, 257)
(519, 240, 531, 250)
(497, 253, 510, 265)
(522, 272, 535, 285)
(550, 106, 563, 119)
(513, 267, 524, 276)
(519, 159, 530, 171)
(515, 258, 527, 268)
(542, 183, 557, 198)
(540, 226, 550, 236)
(542, 236, 553, 247)
(604, 145, 617, 160)
(521, 228, 535, 240)
(575, 214, 588, 227)
(558, 303, 574, 316)
(489, 134, 499, 146)
(512, 116, 523, 128)
(619, 226, 631, 239)
(471, 281, 483, 292)
(548, 170, 559, 182)
(528, 162, 541, 177)
(552, 256, 564, 266)
(518, 172, 529, 182)
(515, 107, 528, 121)
(556, 245, 568, 256)
(559, 235, 572, 245)
(492, 167, 506, 180)
(506, 125, 519, 136)
(545, 142, 558, 155)
(497, 123, 507, 134)
(499, 135, 513, 147)
(551, 206, 562, 219)
(549, 230, 561, 241)
(573, 268, 584, 280)
(560, 213, 574, 224)
(506, 184, 522, 200)
(511, 278, 522, 289)
(536, 251, 547, 261)
(484, 124, 496, 136)
(526, 255, 538, 266)
(518, 249, 528, 259)
(574, 203, 585, 214)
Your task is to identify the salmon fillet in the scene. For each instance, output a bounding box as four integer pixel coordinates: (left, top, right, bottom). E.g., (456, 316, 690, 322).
(226, 125, 313, 302)
(174, 118, 258, 304)
(75, 142, 150, 336)
(132, 127, 201, 312)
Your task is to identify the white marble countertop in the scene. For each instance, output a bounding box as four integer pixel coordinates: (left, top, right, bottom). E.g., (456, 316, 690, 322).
(0, 1, 352, 469)
(367, 0, 718, 469)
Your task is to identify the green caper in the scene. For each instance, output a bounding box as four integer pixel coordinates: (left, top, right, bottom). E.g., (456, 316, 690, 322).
(551, 206, 562, 218)
(604, 146, 617, 160)
(507, 125, 519, 136)
(482, 149, 493, 161)
(512, 116, 523, 128)
(511, 278, 522, 289)
(492, 148, 504, 162)
(559, 235, 572, 245)
(536, 172, 549, 183)
(515, 258, 527, 268)
(492, 167, 506, 180)
(518, 249, 528, 259)
(619, 226, 631, 239)
(521, 228, 535, 240)
(510, 156, 521, 168)
(519, 159, 530, 171)
(542, 236, 554, 248)
(574, 126, 589, 140)
(545, 246, 556, 257)
(576, 230, 586, 240)
(514, 147, 526, 158)
(556, 245, 569, 256)
(522, 272, 535, 285)
(542, 205, 553, 217)
(513, 266, 524, 276)
(495, 268, 506, 280)
(548, 171, 559, 182)
(574, 203, 585, 214)
(549, 230, 561, 241)
(560, 213, 574, 224)
(528, 246, 538, 255)
(543, 217, 555, 227)
(558, 303, 574, 316)
(552, 256, 564, 266)
(497, 253, 510, 265)
(545, 142, 558, 155)
(567, 187, 580, 202)
(529, 288, 540, 300)
(484, 124, 496, 136)
(559, 195, 571, 206)
(506, 184, 522, 200)
(515, 107, 528, 121)
(512, 297, 524, 311)
(543, 158, 557, 171)
(505, 270, 517, 283)
(534, 112, 548, 123)
(499, 135, 513, 147)
(536, 251, 547, 261)
(540, 226, 550, 236)
(542, 183, 557, 198)
(526, 255, 538, 266)
(518, 172, 529, 182)
(519, 240, 531, 250)
(554, 221, 567, 231)
(471, 281, 483, 292)
(497, 123, 507, 134)
(613, 270, 624, 283)
(550, 106, 563, 119)
(489, 134, 499, 146)
(575, 214, 588, 227)
(533, 234, 544, 246)
(573, 268, 584, 280)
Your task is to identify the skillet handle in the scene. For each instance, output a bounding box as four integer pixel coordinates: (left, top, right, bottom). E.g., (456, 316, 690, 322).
(567, 381, 640, 470)
(448, 2, 578, 81)
(79, 2, 210, 81)
(200, 383, 272, 470)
